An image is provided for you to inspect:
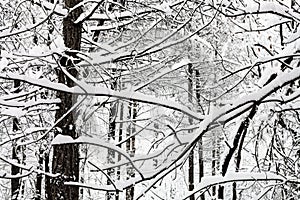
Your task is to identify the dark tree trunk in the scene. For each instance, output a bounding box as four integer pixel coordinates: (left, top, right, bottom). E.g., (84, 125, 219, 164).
(11, 121, 21, 200)
(221, 104, 257, 199)
(35, 148, 43, 200)
(106, 72, 117, 200)
(211, 43, 221, 199)
(211, 138, 217, 197)
(44, 150, 50, 198)
(187, 64, 195, 200)
(116, 101, 124, 200)
(11, 80, 22, 200)
(195, 69, 205, 200)
(46, 0, 82, 199)
(211, 134, 221, 199)
(126, 101, 137, 200)
(188, 151, 195, 200)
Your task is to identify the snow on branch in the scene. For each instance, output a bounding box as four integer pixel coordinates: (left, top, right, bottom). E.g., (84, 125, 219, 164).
(87, 9, 153, 21)
(89, 19, 134, 31)
(0, 99, 24, 108)
(64, 182, 120, 192)
(0, 155, 59, 178)
(0, 169, 33, 179)
(182, 172, 285, 199)
(0, 67, 204, 121)
(52, 135, 144, 179)
(133, 59, 191, 91)
(215, 1, 300, 21)
(217, 65, 300, 124)
(163, 65, 300, 177)
(0, 0, 58, 39)
(244, 1, 300, 21)
(34, 0, 67, 16)
(0, 127, 48, 147)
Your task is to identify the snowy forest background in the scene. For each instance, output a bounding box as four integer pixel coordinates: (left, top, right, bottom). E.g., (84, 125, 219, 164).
(0, 0, 300, 199)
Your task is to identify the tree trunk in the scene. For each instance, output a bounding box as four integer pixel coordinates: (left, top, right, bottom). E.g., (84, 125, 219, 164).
(46, 0, 82, 199)
(220, 105, 257, 199)
(106, 72, 117, 200)
(35, 148, 43, 200)
(195, 69, 205, 200)
(211, 136, 217, 197)
(212, 41, 221, 200)
(233, 105, 256, 199)
(126, 101, 137, 200)
(187, 64, 195, 200)
(11, 122, 21, 200)
(45, 150, 50, 198)
(211, 132, 221, 199)
(11, 80, 22, 200)
(116, 101, 124, 200)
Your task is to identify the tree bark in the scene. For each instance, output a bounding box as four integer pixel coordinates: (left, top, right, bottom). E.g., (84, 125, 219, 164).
(106, 72, 117, 200)
(211, 135, 217, 197)
(187, 64, 195, 200)
(195, 69, 205, 200)
(221, 104, 257, 199)
(46, 0, 82, 199)
(126, 101, 137, 200)
(11, 122, 21, 200)
(11, 80, 22, 200)
(116, 100, 124, 200)
(35, 148, 43, 200)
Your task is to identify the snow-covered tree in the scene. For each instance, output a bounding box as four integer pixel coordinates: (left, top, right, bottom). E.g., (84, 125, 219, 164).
(0, 0, 300, 199)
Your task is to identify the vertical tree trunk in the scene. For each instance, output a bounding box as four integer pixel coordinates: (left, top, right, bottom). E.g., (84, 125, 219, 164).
(107, 71, 118, 200)
(212, 130, 224, 200)
(126, 101, 137, 200)
(116, 100, 124, 200)
(211, 133, 221, 199)
(11, 80, 22, 200)
(188, 151, 195, 200)
(212, 40, 221, 200)
(35, 148, 43, 200)
(187, 64, 195, 200)
(11, 125, 20, 200)
(44, 150, 50, 197)
(116, 81, 125, 200)
(36, 95, 47, 199)
(211, 136, 217, 198)
(233, 105, 257, 200)
(46, 0, 82, 199)
(211, 94, 221, 199)
(195, 69, 205, 200)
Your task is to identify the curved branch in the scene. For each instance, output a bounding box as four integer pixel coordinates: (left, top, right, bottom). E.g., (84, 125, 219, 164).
(0, 70, 205, 121)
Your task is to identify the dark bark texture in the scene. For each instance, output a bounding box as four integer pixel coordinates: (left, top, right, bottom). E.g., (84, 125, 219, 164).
(46, 0, 82, 199)
(11, 80, 22, 200)
(187, 64, 195, 200)
(126, 101, 137, 200)
(195, 69, 205, 200)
